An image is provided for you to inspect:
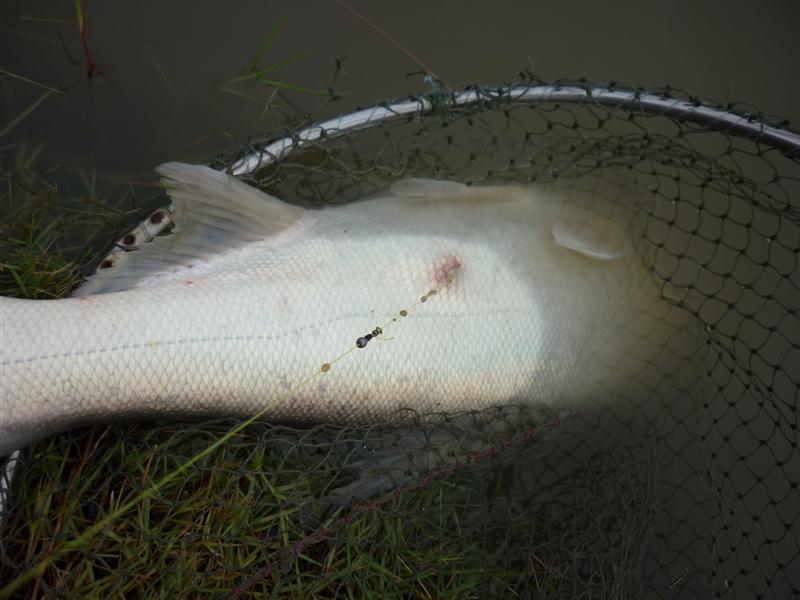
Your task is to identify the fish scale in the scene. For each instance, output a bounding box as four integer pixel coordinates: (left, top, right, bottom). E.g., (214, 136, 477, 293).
(0, 164, 690, 456)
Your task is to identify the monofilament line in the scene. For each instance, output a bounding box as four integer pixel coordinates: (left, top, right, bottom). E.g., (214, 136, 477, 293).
(0, 263, 461, 598)
(320, 266, 459, 373)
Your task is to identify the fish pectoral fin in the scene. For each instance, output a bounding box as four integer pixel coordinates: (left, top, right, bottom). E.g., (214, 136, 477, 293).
(550, 217, 629, 261)
(73, 162, 304, 296)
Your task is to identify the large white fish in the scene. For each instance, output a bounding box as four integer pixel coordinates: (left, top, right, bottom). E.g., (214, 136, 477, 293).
(0, 164, 689, 456)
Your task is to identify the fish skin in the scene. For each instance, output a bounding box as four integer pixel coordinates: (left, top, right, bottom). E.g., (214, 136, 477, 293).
(0, 164, 682, 456)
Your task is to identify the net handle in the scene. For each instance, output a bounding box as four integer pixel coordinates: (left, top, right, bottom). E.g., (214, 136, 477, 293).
(231, 84, 800, 176)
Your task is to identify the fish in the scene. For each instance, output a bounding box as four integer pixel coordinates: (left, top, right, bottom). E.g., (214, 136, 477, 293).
(0, 163, 694, 456)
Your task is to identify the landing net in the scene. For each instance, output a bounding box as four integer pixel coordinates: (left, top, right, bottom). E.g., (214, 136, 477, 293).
(1, 79, 798, 599)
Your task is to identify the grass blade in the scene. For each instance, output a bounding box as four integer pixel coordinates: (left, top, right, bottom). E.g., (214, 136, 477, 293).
(0, 68, 65, 95)
(0, 90, 54, 139)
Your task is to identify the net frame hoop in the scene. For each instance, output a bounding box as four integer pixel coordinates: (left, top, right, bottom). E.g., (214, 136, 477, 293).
(231, 84, 800, 177)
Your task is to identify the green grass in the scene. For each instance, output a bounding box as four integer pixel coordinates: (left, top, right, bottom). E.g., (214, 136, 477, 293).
(0, 404, 655, 598)
(211, 16, 327, 118)
(0, 143, 134, 300)
(0, 145, 88, 298)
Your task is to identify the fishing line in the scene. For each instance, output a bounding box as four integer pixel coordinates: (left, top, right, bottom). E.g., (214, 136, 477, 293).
(0, 259, 461, 598)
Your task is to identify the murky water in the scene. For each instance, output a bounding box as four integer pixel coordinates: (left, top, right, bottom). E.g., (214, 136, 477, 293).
(1, 1, 797, 184)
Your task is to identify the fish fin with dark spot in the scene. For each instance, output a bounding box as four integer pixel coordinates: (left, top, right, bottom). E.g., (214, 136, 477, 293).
(73, 162, 303, 296)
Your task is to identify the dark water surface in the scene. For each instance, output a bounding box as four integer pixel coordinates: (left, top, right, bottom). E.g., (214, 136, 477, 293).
(1, 0, 797, 188)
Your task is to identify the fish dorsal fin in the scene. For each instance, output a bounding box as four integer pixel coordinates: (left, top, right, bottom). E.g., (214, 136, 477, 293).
(73, 162, 303, 296)
(389, 177, 537, 211)
(390, 178, 482, 201)
(392, 177, 632, 262)
(550, 217, 629, 261)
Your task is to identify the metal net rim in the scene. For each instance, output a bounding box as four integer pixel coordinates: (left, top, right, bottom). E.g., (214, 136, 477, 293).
(231, 83, 800, 176)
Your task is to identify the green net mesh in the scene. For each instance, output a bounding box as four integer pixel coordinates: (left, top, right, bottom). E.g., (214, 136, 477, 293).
(1, 79, 798, 599)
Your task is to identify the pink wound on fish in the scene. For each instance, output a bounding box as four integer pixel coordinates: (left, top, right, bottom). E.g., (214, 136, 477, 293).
(433, 254, 462, 286)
